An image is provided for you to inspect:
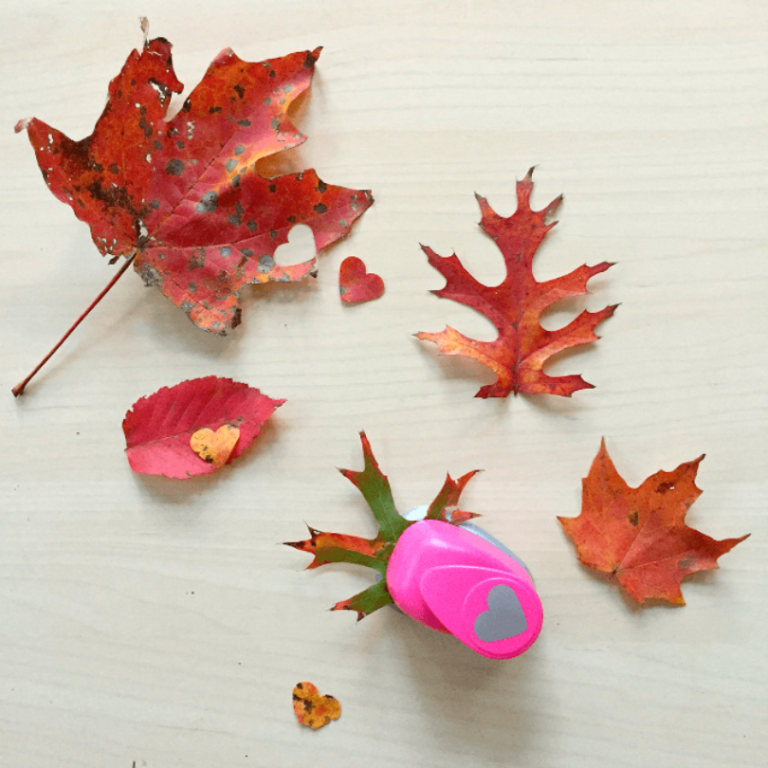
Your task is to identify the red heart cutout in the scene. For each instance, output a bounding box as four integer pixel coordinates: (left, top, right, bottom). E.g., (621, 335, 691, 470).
(339, 257, 384, 304)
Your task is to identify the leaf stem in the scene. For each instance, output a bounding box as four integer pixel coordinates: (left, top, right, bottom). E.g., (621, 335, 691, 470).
(12, 254, 136, 397)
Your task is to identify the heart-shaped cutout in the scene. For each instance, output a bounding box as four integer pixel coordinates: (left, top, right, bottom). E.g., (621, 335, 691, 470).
(190, 424, 240, 468)
(293, 681, 341, 729)
(473, 584, 528, 642)
(339, 256, 385, 304)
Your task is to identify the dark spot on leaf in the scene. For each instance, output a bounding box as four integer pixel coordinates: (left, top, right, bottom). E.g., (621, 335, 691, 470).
(258, 254, 275, 273)
(150, 199, 160, 209)
(220, 247, 232, 257)
(233, 83, 245, 98)
(208, 105, 223, 113)
(269, 70, 276, 78)
(304, 51, 316, 68)
(109, 163, 119, 174)
(228, 213, 242, 226)
(181, 98, 192, 113)
(628, 510, 639, 526)
(92, 162, 104, 173)
(232, 173, 241, 188)
(153, 140, 162, 150)
(188, 281, 197, 292)
(234, 144, 245, 156)
(314, 202, 328, 214)
(131, 79, 136, 86)
(196, 191, 218, 214)
(247, 220, 257, 232)
(187, 248, 206, 269)
(116, 90, 122, 99)
(139, 116, 151, 138)
(287, 215, 296, 223)
(678, 556, 695, 570)
(166, 159, 185, 176)
(316, 179, 327, 193)
(657, 482, 675, 494)
(270, 230, 277, 238)
(237, 119, 251, 127)
(269, 183, 276, 193)
(231, 307, 242, 329)
(270, 117, 280, 130)
(225, 159, 238, 173)
(241, 248, 253, 258)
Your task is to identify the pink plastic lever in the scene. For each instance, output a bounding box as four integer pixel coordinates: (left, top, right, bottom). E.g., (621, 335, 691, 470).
(387, 520, 543, 659)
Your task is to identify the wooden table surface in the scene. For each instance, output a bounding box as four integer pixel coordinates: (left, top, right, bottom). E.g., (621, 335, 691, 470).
(1, 1, 766, 766)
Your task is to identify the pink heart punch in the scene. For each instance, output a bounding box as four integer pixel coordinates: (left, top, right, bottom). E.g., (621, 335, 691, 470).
(387, 518, 543, 659)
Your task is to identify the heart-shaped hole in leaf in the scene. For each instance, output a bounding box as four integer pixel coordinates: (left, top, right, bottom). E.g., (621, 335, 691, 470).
(272, 224, 317, 268)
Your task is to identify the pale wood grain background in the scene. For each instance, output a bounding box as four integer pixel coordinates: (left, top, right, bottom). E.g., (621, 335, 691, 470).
(1, 1, 766, 766)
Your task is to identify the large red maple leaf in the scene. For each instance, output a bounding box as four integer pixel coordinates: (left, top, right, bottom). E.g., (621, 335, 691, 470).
(16, 26, 371, 337)
(416, 169, 616, 398)
(559, 440, 749, 604)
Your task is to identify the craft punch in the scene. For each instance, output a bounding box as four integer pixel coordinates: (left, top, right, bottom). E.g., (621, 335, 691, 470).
(386, 508, 543, 659)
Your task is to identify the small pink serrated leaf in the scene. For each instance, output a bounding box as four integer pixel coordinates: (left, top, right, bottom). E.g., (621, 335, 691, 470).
(123, 376, 283, 479)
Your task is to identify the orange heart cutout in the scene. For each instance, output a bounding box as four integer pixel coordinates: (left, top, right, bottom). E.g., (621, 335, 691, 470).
(190, 424, 240, 468)
(292, 681, 341, 729)
(339, 256, 384, 304)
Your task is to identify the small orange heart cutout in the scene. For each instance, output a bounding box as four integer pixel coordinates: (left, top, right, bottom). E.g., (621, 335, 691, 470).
(190, 424, 240, 468)
(292, 681, 341, 729)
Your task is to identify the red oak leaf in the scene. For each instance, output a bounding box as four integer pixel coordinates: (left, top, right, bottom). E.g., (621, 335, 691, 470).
(558, 440, 749, 604)
(416, 169, 616, 398)
(122, 376, 283, 479)
(13, 22, 372, 395)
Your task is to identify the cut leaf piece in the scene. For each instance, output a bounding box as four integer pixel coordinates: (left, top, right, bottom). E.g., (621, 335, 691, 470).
(123, 376, 282, 479)
(13, 21, 373, 395)
(292, 682, 341, 729)
(416, 168, 616, 398)
(339, 256, 385, 303)
(190, 424, 240, 467)
(558, 439, 750, 604)
(285, 432, 479, 620)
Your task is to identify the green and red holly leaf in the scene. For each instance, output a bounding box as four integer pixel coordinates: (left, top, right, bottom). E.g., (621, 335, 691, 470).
(286, 432, 479, 619)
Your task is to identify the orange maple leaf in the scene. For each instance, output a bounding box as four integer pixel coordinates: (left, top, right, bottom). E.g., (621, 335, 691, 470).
(558, 440, 749, 604)
(416, 169, 617, 398)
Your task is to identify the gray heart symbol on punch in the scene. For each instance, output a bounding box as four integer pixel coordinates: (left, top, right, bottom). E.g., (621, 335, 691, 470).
(474, 585, 528, 642)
